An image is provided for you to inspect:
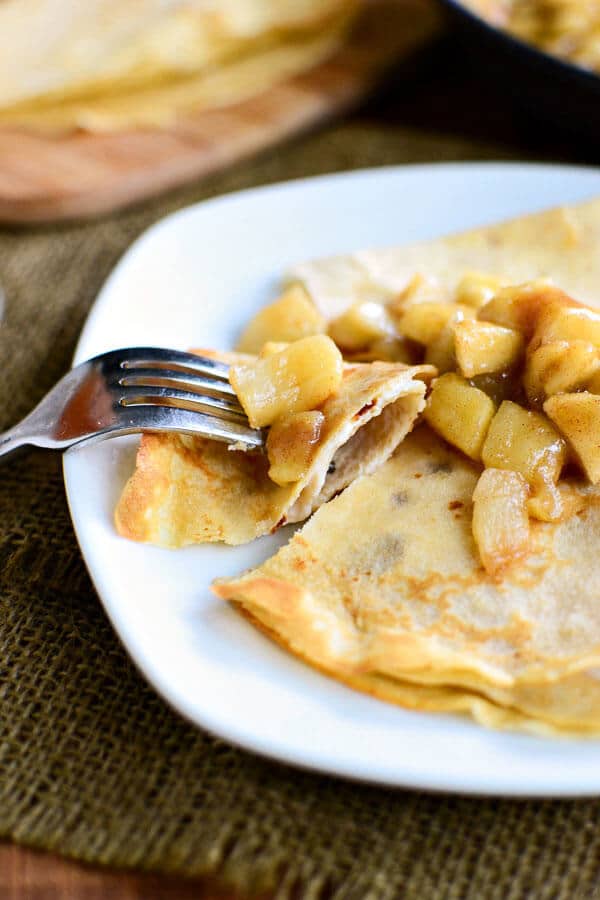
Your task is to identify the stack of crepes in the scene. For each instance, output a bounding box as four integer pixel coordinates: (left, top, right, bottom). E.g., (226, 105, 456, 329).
(0, 0, 359, 131)
(119, 196, 600, 736)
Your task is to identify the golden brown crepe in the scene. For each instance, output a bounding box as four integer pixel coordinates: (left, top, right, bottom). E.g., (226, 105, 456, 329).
(214, 426, 600, 734)
(287, 197, 600, 320)
(115, 360, 431, 547)
(210, 196, 600, 735)
(114, 194, 600, 734)
(0, 0, 356, 131)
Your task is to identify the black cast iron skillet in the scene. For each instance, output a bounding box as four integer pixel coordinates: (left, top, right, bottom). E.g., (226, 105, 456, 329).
(439, 0, 600, 142)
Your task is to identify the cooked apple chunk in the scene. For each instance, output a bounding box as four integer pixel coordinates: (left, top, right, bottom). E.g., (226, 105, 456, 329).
(544, 392, 600, 484)
(423, 306, 483, 374)
(481, 401, 566, 489)
(395, 302, 474, 346)
(478, 281, 563, 338)
(348, 335, 415, 364)
(259, 341, 289, 358)
(454, 319, 524, 378)
(524, 340, 600, 404)
(266, 410, 324, 485)
(587, 370, 600, 394)
(236, 285, 325, 354)
(328, 301, 395, 351)
(455, 272, 505, 309)
(472, 468, 530, 577)
(230, 335, 343, 428)
(531, 301, 600, 352)
(391, 273, 445, 310)
(424, 323, 456, 374)
(424, 373, 495, 460)
(527, 481, 586, 523)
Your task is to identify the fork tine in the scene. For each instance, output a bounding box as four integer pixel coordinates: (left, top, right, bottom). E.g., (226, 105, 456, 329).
(119, 386, 248, 421)
(119, 348, 231, 381)
(114, 404, 264, 450)
(118, 368, 241, 402)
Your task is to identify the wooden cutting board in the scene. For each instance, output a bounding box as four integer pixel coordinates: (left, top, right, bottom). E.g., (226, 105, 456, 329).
(0, 0, 440, 224)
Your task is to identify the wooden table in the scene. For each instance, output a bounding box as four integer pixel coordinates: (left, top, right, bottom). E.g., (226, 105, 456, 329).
(0, 842, 246, 899)
(3, 30, 596, 900)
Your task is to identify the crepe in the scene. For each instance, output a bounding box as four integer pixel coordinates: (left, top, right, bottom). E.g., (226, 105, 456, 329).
(0, 0, 356, 131)
(116, 360, 431, 547)
(287, 196, 600, 320)
(214, 426, 600, 734)
(211, 195, 600, 734)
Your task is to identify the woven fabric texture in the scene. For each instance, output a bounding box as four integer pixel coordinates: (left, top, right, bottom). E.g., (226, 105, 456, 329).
(1, 120, 600, 900)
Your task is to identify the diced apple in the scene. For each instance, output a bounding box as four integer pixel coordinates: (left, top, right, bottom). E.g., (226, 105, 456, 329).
(454, 319, 524, 378)
(230, 335, 343, 428)
(346, 336, 416, 364)
(266, 410, 325, 485)
(587, 370, 600, 394)
(478, 281, 565, 338)
(328, 301, 396, 351)
(527, 481, 586, 523)
(454, 272, 505, 309)
(530, 299, 600, 352)
(236, 284, 325, 354)
(390, 273, 446, 311)
(424, 323, 456, 374)
(259, 341, 289, 358)
(524, 340, 600, 405)
(481, 400, 566, 489)
(395, 302, 474, 345)
(544, 392, 600, 484)
(424, 373, 495, 460)
(472, 468, 530, 577)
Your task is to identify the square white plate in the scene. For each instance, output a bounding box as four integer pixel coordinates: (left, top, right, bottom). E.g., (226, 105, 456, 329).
(65, 163, 600, 796)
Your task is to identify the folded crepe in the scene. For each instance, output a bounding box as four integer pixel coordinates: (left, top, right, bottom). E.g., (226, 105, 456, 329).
(214, 195, 600, 734)
(0, 0, 356, 131)
(288, 196, 600, 319)
(116, 359, 431, 547)
(214, 426, 600, 735)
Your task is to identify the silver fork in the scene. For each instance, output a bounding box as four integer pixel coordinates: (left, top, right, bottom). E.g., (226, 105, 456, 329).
(0, 347, 264, 458)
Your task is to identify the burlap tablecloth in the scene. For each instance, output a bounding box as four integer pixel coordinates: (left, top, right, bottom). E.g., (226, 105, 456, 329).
(2, 82, 600, 898)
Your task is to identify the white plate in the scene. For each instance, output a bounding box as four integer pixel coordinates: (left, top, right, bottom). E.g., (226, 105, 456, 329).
(65, 163, 600, 797)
